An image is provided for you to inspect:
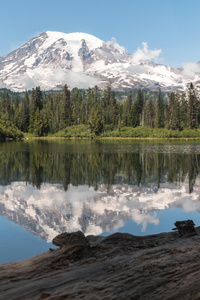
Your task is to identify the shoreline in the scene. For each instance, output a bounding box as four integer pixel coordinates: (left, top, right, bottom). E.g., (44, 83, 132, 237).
(21, 136, 200, 140)
(1, 227, 200, 299)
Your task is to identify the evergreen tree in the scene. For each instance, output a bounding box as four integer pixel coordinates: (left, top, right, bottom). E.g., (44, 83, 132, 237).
(188, 83, 197, 129)
(154, 88, 165, 128)
(5, 92, 11, 119)
(14, 105, 23, 130)
(22, 91, 30, 132)
(86, 88, 94, 122)
(33, 108, 42, 136)
(103, 84, 112, 124)
(180, 93, 188, 129)
(60, 84, 71, 129)
(0, 93, 6, 114)
(35, 86, 43, 111)
(88, 104, 103, 135)
(30, 88, 35, 112)
(9, 95, 15, 122)
(28, 88, 37, 133)
(80, 91, 86, 125)
(131, 90, 143, 127)
(168, 92, 175, 129)
(124, 92, 132, 126)
(110, 91, 118, 127)
(145, 96, 155, 128)
(173, 93, 181, 130)
(94, 85, 99, 104)
(168, 92, 181, 130)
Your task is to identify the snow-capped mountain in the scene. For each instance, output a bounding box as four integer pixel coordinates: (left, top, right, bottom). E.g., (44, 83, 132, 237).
(0, 31, 198, 92)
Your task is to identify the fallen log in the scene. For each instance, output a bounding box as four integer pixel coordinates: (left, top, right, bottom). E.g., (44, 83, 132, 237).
(1, 222, 200, 300)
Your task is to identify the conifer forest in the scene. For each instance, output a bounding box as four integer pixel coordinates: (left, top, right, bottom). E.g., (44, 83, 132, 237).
(0, 83, 200, 139)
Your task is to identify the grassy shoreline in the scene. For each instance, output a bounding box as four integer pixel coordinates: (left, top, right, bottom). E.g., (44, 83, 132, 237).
(23, 136, 200, 140)
(3, 124, 200, 140)
(23, 125, 200, 140)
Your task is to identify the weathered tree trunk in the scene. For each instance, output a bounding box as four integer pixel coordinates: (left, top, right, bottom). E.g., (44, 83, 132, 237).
(173, 220, 197, 237)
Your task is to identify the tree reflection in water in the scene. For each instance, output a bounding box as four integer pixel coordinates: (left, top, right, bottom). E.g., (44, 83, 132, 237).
(0, 139, 199, 193)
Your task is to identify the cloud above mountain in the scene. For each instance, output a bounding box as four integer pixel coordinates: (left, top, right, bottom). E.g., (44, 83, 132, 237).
(105, 37, 126, 53)
(181, 61, 200, 79)
(132, 42, 162, 64)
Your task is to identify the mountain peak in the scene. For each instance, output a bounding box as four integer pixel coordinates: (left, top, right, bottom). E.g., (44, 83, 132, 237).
(46, 30, 103, 42)
(0, 31, 194, 92)
(44, 31, 104, 51)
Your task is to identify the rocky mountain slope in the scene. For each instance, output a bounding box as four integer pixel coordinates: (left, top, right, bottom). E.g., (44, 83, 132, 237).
(0, 31, 197, 92)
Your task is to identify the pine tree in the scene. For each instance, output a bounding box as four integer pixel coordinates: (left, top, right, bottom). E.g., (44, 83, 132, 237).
(145, 96, 155, 128)
(124, 92, 132, 126)
(60, 84, 71, 129)
(110, 91, 118, 126)
(168, 92, 181, 130)
(154, 88, 165, 128)
(33, 108, 42, 136)
(87, 88, 94, 122)
(22, 91, 30, 132)
(103, 84, 112, 124)
(94, 85, 98, 104)
(9, 95, 15, 122)
(173, 93, 181, 130)
(5, 92, 11, 119)
(14, 105, 23, 130)
(188, 83, 197, 129)
(35, 87, 43, 111)
(80, 91, 86, 125)
(28, 89, 36, 133)
(55, 93, 61, 132)
(88, 104, 103, 135)
(30, 88, 35, 112)
(180, 93, 188, 129)
(131, 90, 143, 127)
(0, 93, 6, 114)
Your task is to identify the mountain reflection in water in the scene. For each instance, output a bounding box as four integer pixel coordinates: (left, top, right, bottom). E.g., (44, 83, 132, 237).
(0, 139, 200, 241)
(1, 180, 200, 241)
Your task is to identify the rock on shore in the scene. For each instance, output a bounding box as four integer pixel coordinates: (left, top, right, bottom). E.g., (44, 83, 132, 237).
(1, 227, 200, 300)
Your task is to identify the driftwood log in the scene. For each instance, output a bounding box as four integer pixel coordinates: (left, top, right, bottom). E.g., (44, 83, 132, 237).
(172, 220, 197, 236)
(52, 231, 89, 248)
(1, 222, 200, 300)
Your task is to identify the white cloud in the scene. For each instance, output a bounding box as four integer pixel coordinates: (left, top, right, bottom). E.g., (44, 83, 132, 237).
(0, 79, 9, 88)
(181, 62, 200, 79)
(63, 69, 99, 89)
(131, 211, 159, 232)
(105, 37, 126, 53)
(132, 42, 162, 64)
(12, 67, 99, 91)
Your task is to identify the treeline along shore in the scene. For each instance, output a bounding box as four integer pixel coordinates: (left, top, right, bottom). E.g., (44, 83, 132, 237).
(0, 83, 200, 139)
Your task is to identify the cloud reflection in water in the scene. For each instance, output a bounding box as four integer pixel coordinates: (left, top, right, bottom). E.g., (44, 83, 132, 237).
(1, 179, 200, 241)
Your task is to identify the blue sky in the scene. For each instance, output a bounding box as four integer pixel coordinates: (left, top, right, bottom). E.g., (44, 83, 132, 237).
(1, 0, 200, 67)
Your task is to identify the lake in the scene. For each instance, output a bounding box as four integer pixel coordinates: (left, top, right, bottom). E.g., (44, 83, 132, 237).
(1, 139, 200, 264)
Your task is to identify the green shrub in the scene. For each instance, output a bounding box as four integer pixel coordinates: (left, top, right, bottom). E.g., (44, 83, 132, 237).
(100, 127, 200, 139)
(180, 129, 200, 138)
(0, 117, 23, 139)
(53, 125, 93, 138)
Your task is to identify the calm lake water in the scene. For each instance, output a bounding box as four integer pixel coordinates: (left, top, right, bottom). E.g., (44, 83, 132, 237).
(1, 139, 200, 264)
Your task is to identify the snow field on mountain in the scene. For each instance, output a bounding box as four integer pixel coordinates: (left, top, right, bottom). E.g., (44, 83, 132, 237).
(0, 31, 198, 91)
